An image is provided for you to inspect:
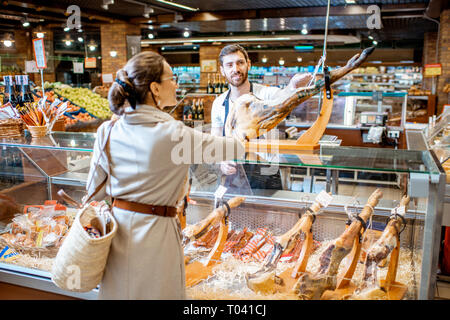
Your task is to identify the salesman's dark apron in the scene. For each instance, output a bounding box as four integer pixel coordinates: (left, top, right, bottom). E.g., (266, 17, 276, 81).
(222, 83, 282, 192)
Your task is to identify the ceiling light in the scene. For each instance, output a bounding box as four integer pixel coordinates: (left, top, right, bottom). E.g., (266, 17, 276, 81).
(372, 40, 378, 45)
(3, 40, 12, 47)
(368, 35, 374, 40)
(279, 58, 285, 66)
(65, 40, 72, 46)
(156, 0, 199, 11)
(297, 57, 303, 62)
(193, 46, 198, 50)
(148, 33, 154, 39)
(301, 24, 308, 35)
(183, 30, 190, 38)
(261, 56, 268, 63)
(101, 4, 109, 10)
(143, 5, 154, 18)
(78, 28, 83, 33)
(22, 21, 30, 27)
(78, 37, 84, 42)
(64, 26, 70, 32)
(89, 45, 96, 51)
(345, 0, 356, 3)
(148, 25, 154, 30)
(110, 50, 117, 57)
(36, 32, 45, 38)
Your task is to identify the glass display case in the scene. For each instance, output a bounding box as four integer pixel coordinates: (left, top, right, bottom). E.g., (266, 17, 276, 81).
(0, 130, 446, 300)
(287, 92, 408, 128)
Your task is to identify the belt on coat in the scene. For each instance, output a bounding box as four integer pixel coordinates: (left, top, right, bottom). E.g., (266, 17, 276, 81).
(112, 199, 178, 217)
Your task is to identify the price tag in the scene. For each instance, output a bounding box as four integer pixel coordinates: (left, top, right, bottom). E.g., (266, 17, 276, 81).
(85, 57, 97, 69)
(73, 61, 84, 74)
(25, 60, 39, 73)
(315, 190, 332, 208)
(32, 38, 47, 69)
(214, 185, 227, 200)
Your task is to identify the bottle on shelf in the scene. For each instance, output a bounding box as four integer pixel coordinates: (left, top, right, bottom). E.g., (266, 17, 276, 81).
(207, 74, 214, 94)
(182, 101, 189, 121)
(3, 76, 18, 107)
(215, 74, 220, 94)
(198, 99, 204, 121)
(191, 99, 196, 120)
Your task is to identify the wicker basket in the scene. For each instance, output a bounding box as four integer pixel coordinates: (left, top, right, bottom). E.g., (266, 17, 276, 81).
(27, 125, 48, 138)
(0, 119, 25, 138)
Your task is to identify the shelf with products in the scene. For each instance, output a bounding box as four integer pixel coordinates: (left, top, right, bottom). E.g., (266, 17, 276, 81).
(0, 132, 446, 299)
(172, 66, 200, 86)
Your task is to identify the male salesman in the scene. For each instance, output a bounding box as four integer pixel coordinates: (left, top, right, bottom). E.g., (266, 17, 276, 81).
(210, 44, 312, 191)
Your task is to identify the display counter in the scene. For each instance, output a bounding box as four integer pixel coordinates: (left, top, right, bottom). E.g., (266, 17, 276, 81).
(0, 129, 446, 300)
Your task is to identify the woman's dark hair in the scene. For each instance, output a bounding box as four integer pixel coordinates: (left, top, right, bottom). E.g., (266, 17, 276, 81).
(108, 51, 165, 115)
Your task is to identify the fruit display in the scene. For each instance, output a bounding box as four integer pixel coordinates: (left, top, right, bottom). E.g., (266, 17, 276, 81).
(53, 87, 112, 119)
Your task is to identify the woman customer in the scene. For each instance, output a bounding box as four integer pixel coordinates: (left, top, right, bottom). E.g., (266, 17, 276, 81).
(86, 51, 244, 299)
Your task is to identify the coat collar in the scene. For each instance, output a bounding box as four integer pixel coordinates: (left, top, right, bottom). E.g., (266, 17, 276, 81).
(122, 104, 174, 125)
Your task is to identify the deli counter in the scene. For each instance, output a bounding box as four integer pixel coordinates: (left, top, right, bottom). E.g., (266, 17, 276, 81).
(0, 130, 446, 300)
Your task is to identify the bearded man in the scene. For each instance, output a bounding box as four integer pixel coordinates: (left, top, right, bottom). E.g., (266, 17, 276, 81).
(210, 44, 312, 190)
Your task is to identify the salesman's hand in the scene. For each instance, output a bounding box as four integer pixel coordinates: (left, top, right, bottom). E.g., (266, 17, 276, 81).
(288, 73, 314, 90)
(0, 194, 20, 222)
(220, 161, 237, 175)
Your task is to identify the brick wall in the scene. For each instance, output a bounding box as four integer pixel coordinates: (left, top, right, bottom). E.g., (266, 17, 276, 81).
(437, 9, 450, 113)
(199, 45, 223, 88)
(422, 32, 438, 91)
(100, 23, 141, 79)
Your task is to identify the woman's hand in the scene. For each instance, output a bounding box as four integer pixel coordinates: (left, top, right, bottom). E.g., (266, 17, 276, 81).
(0, 194, 20, 222)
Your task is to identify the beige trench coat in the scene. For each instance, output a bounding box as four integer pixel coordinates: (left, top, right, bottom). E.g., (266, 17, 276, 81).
(86, 104, 244, 299)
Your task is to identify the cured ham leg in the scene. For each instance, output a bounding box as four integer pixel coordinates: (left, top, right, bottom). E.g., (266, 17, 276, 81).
(182, 196, 245, 245)
(352, 195, 410, 300)
(293, 189, 383, 300)
(246, 197, 325, 294)
(225, 47, 375, 141)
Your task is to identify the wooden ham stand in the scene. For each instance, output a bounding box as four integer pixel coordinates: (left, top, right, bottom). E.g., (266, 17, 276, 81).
(276, 226, 315, 292)
(379, 233, 407, 300)
(245, 89, 334, 154)
(185, 215, 229, 288)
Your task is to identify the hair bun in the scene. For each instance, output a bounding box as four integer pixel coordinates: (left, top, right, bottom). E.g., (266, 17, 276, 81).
(108, 69, 137, 115)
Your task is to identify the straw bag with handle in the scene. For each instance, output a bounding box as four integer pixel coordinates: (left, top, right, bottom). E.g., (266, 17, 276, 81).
(51, 120, 118, 292)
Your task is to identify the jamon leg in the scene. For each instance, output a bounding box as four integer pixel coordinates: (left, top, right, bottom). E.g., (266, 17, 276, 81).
(182, 196, 245, 244)
(293, 189, 383, 300)
(225, 47, 375, 141)
(246, 200, 323, 294)
(352, 195, 410, 299)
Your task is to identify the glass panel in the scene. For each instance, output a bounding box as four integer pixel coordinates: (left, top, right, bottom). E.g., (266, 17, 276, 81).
(0, 131, 96, 152)
(238, 146, 440, 174)
(0, 132, 440, 174)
